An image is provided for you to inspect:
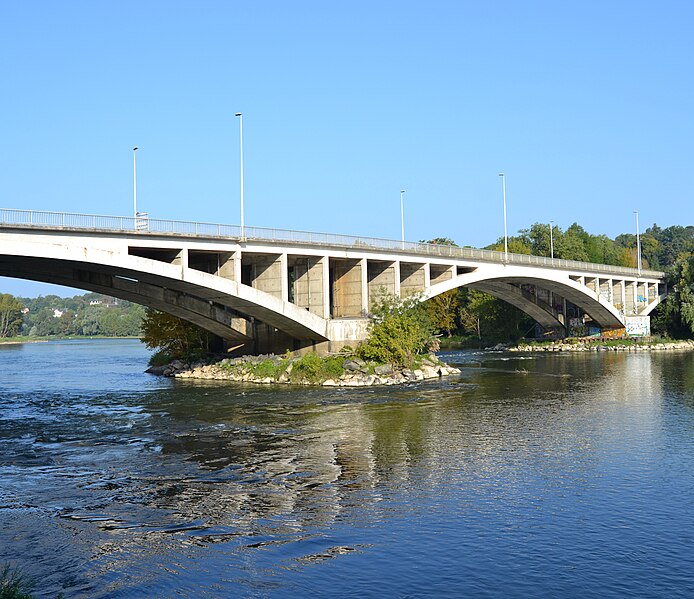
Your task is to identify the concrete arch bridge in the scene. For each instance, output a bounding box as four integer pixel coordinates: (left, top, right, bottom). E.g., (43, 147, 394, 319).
(0, 209, 666, 353)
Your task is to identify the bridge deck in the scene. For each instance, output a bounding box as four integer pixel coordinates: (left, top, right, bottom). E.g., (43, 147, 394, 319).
(0, 208, 664, 279)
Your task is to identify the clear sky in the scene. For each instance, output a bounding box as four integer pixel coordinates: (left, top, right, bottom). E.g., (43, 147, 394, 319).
(1, 1, 692, 297)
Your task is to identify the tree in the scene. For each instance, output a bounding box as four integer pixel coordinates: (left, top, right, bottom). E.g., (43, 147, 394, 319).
(426, 289, 461, 337)
(458, 289, 533, 342)
(652, 253, 694, 338)
(141, 309, 214, 360)
(357, 294, 434, 367)
(0, 294, 24, 337)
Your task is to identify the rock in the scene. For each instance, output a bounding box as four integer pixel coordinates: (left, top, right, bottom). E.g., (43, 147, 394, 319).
(413, 369, 424, 381)
(421, 365, 439, 379)
(374, 364, 394, 376)
(323, 379, 337, 386)
(145, 365, 167, 375)
(343, 359, 363, 371)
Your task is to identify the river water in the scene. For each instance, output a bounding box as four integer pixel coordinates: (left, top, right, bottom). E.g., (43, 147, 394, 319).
(1, 339, 694, 598)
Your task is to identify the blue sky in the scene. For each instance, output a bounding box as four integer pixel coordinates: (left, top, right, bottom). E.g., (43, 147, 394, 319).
(1, 1, 692, 296)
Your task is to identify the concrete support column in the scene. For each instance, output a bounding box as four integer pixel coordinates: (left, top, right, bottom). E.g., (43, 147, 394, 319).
(321, 257, 330, 319)
(367, 260, 398, 309)
(360, 258, 368, 314)
(172, 248, 189, 270)
(621, 279, 627, 314)
(394, 261, 401, 297)
(280, 253, 288, 303)
(424, 262, 431, 291)
(234, 251, 242, 285)
(216, 252, 236, 281)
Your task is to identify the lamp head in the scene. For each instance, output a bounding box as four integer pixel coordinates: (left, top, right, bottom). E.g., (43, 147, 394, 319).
(235, 113, 242, 117)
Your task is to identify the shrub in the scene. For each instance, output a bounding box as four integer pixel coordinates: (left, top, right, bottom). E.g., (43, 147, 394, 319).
(288, 353, 345, 383)
(357, 294, 434, 368)
(141, 310, 215, 362)
(249, 359, 288, 379)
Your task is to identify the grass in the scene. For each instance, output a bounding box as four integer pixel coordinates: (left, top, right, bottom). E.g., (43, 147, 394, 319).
(0, 565, 33, 599)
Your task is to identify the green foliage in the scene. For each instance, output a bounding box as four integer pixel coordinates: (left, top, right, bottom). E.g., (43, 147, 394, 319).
(357, 294, 434, 368)
(288, 352, 323, 383)
(458, 289, 533, 342)
(148, 350, 174, 367)
(0, 294, 24, 338)
(141, 309, 214, 361)
(286, 353, 344, 383)
(425, 289, 461, 337)
(652, 253, 694, 338)
(249, 359, 288, 379)
(12, 293, 144, 338)
(0, 564, 33, 599)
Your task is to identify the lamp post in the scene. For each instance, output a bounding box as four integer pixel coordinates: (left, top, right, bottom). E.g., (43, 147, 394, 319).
(235, 113, 245, 240)
(498, 173, 508, 262)
(549, 220, 554, 259)
(635, 210, 642, 276)
(400, 189, 405, 249)
(133, 146, 138, 222)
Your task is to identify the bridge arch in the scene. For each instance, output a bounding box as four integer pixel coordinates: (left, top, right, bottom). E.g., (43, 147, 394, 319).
(0, 241, 329, 349)
(425, 264, 625, 329)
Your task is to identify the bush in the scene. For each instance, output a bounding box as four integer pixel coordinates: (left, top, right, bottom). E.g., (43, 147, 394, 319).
(357, 294, 434, 368)
(288, 353, 345, 384)
(141, 310, 215, 362)
(249, 359, 288, 379)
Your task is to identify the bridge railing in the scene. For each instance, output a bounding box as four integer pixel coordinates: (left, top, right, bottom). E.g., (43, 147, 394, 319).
(0, 208, 664, 278)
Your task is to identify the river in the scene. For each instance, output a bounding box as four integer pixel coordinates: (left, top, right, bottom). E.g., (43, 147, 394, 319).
(1, 339, 694, 598)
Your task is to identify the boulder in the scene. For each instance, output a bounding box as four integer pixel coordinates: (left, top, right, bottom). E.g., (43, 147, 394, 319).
(374, 364, 394, 376)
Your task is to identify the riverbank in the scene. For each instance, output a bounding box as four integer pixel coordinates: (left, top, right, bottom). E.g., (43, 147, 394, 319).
(510, 339, 694, 353)
(0, 335, 141, 345)
(147, 352, 461, 386)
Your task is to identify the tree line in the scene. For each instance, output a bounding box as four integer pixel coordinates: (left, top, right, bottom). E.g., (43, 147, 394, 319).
(0, 292, 145, 339)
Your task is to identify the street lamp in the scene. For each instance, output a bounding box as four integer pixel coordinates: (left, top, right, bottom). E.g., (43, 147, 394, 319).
(400, 189, 406, 248)
(235, 113, 245, 240)
(133, 146, 138, 221)
(498, 173, 508, 262)
(549, 220, 554, 259)
(635, 210, 642, 276)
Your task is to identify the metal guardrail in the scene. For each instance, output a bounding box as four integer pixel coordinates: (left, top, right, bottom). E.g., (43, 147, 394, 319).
(0, 208, 665, 279)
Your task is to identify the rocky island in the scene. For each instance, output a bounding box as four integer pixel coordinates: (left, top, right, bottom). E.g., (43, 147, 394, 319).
(147, 352, 460, 387)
